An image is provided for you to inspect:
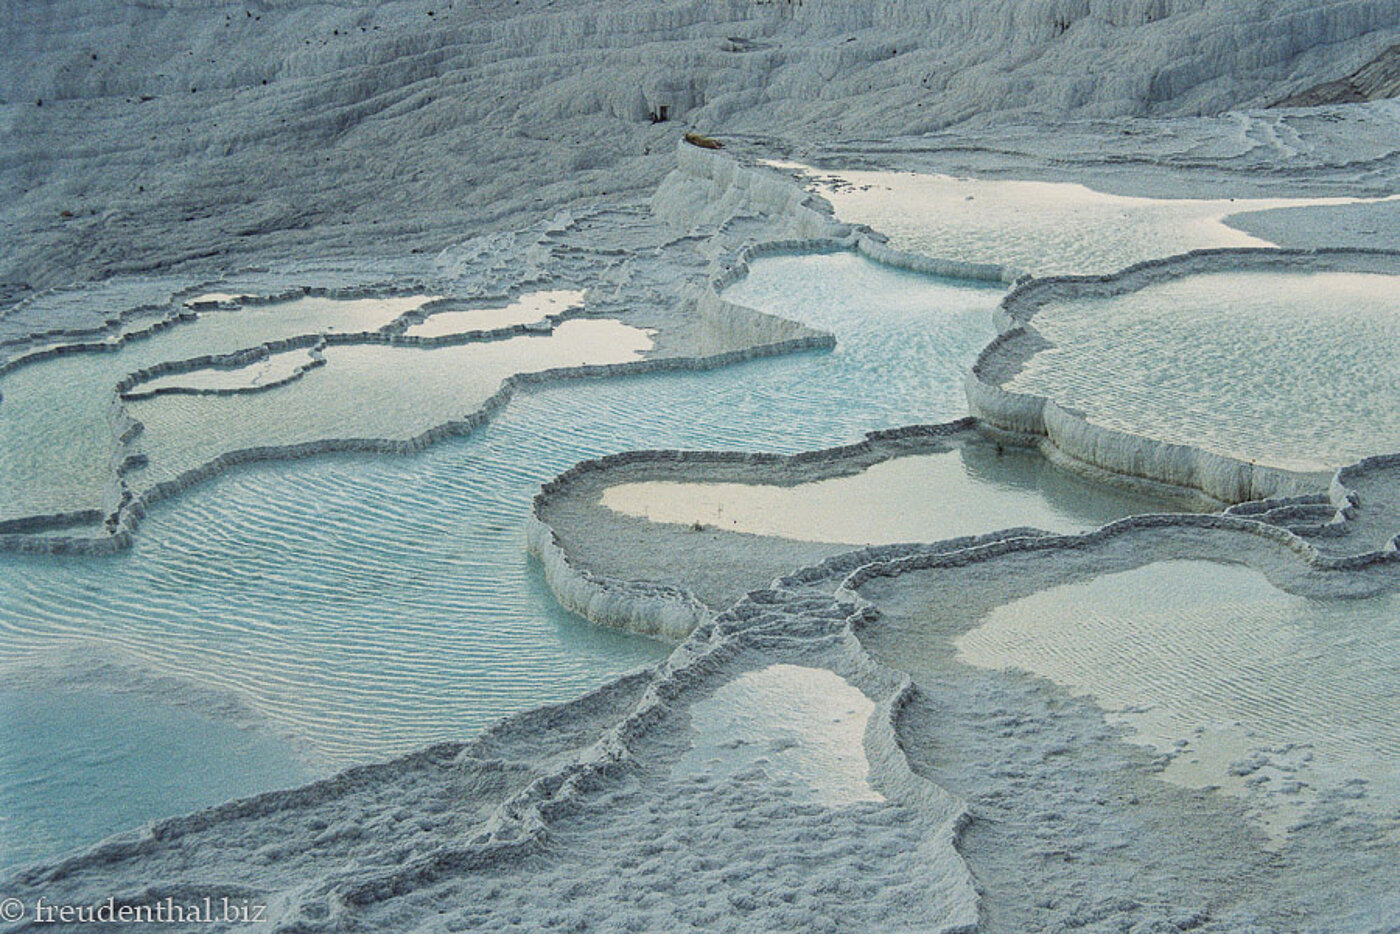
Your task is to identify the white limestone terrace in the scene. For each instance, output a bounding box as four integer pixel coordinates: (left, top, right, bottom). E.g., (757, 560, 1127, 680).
(4, 119, 1400, 933)
(4, 569, 984, 934)
(528, 422, 1193, 638)
(400, 289, 584, 338)
(7, 2, 1400, 931)
(0, 201, 835, 553)
(967, 247, 1400, 506)
(507, 129, 1400, 930)
(526, 396, 1400, 645)
(122, 345, 323, 397)
(843, 515, 1400, 932)
(2, 118, 1399, 932)
(8, 491, 1399, 931)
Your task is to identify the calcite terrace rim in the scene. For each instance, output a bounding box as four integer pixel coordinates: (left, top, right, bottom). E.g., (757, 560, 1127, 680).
(0, 280, 427, 364)
(110, 291, 588, 403)
(117, 346, 329, 402)
(966, 245, 1400, 506)
(10, 576, 981, 934)
(673, 140, 1018, 286)
(0, 139, 1013, 553)
(0, 284, 578, 539)
(0, 283, 579, 384)
(0, 277, 834, 554)
(529, 146, 1400, 639)
(840, 507, 1400, 606)
(527, 419, 1058, 641)
(674, 142, 1400, 511)
(527, 411, 1400, 641)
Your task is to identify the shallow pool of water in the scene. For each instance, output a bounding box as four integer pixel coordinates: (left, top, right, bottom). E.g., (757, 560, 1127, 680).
(0, 689, 315, 874)
(955, 559, 1400, 837)
(124, 318, 655, 499)
(1005, 269, 1400, 471)
(0, 294, 433, 526)
(0, 293, 655, 533)
(0, 252, 1012, 867)
(600, 444, 1181, 545)
(404, 290, 583, 338)
(779, 163, 1393, 277)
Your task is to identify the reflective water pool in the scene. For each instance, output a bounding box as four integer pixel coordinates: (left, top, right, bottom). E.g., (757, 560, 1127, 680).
(1, 252, 1011, 867)
(956, 559, 1400, 839)
(403, 290, 584, 338)
(600, 445, 1178, 546)
(778, 163, 1393, 277)
(1005, 269, 1400, 471)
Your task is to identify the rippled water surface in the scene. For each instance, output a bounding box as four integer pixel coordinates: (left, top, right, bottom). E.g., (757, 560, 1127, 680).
(1005, 270, 1400, 471)
(0, 295, 432, 526)
(956, 559, 1400, 836)
(2, 253, 1012, 867)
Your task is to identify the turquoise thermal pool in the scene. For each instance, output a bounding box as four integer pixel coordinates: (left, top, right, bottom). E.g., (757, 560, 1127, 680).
(955, 559, 1400, 837)
(0, 292, 653, 533)
(1003, 269, 1400, 472)
(0, 689, 316, 872)
(1, 252, 1020, 868)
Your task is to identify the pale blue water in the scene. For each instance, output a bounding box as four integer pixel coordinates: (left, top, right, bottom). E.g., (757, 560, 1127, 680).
(956, 560, 1400, 822)
(0, 690, 316, 871)
(1006, 269, 1400, 472)
(0, 252, 1130, 870)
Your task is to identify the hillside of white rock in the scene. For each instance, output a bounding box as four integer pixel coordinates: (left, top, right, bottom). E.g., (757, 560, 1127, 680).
(4, 0, 1400, 298)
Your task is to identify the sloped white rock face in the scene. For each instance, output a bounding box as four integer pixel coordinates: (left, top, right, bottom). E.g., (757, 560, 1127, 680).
(4, 0, 1399, 293)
